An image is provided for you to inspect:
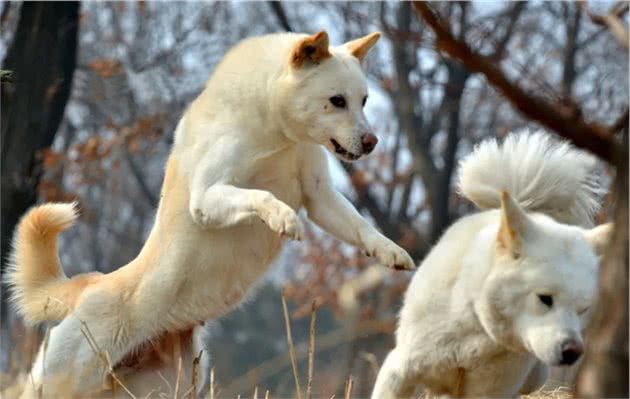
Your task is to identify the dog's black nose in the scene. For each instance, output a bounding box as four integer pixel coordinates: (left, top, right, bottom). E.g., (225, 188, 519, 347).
(361, 133, 378, 154)
(560, 340, 583, 365)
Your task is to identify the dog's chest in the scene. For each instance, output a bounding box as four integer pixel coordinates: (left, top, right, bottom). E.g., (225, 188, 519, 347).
(247, 148, 303, 210)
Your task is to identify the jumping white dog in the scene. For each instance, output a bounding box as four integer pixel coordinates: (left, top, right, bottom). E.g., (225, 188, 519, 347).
(8, 31, 415, 397)
(371, 131, 613, 398)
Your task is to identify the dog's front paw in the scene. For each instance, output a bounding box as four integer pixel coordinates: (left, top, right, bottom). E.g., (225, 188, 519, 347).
(261, 199, 304, 241)
(366, 237, 415, 270)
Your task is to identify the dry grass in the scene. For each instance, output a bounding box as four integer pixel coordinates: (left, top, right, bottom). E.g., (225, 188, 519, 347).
(0, 302, 575, 399)
(0, 369, 574, 399)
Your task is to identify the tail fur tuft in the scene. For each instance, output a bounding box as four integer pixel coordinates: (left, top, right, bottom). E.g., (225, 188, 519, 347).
(6, 202, 80, 324)
(458, 130, 604, 226)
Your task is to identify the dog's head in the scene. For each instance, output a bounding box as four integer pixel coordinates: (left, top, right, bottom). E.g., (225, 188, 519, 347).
(475, 191, 613, 367)
(273, 31, 380, 162)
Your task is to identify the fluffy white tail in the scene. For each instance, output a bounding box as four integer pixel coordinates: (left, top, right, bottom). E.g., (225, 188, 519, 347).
(458, 130, 603, 226)
(6, 202, 101, 325)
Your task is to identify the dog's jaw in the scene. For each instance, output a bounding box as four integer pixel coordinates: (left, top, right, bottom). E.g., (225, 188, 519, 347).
(328, 138, 362, 161)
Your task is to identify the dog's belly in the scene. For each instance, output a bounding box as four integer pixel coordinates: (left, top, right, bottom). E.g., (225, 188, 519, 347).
(130, 147, 304, 333)
(145, 179, 302, 331)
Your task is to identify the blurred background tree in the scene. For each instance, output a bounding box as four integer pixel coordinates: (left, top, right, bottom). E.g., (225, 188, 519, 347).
(1, 1, 627, 397)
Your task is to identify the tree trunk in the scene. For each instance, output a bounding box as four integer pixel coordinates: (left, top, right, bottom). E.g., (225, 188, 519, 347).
(430, 63, 469, 242)
(0, 2, 79, 305)
(576, 127, 629, 398)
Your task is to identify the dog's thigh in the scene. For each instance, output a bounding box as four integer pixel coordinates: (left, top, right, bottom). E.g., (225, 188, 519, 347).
(25, 297, 144, 397)
(371, 348, 418, 399)
(25, 315, 104, 397)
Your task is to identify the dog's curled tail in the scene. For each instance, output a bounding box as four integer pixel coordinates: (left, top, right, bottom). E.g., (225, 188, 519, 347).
(6, 202, 100, 325)
(458, 130, 603, 226)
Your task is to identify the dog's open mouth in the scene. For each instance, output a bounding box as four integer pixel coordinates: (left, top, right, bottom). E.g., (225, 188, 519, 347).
(330, 139, 361, 161)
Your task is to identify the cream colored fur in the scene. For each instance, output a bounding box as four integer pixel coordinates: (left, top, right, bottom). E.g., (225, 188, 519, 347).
(371, 131, 613, 398)
(8, 31, 414, 398)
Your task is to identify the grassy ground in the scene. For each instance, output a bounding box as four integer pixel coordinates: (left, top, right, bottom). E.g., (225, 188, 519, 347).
(0, 300, 575, 398)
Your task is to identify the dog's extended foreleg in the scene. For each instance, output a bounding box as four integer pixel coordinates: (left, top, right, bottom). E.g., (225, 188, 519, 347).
(187, 141, 304, 239)
(190, 183, 303, 240)
(301, 146, 414, 269)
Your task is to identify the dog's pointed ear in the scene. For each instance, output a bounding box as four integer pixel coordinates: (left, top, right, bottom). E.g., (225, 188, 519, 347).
(497, 190, 531, 258)
(344, 32, 381, 62)
(584, 223, 614, 256)
(290, 31, 331, 68)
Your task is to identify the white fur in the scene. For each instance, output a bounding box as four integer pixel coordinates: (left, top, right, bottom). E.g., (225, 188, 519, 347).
(459, 130, 602, 227)
(372, 131, 611, 398)
(11, 32, 414, 398)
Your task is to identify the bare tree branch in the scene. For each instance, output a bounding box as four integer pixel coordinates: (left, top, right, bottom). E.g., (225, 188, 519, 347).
(268, 1, 293, 32)
(412, 1, 623, 163)
(580, 1, 629, 49)
(490, 2, 527, 61)
(123, 148, 158, 208)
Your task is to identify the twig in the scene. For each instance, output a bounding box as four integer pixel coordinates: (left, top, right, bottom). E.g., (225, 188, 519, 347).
(223, 319, 394, 395)
(157, 371, 173, 396)
(281, 295, 303, 399)
(306, 301, 317, 399)
(580, 1, 629, 49)
(38, 325, 51, 399)
(210, 368, 215, 399)
(78, 319, 137, 398)
(611, 106, 630, 134)
(192, 350, 202, 398)
(180, 387, 194, 399)
(344, 376, 353, 399)
(174, 355, 183, 399)
(268, 1, 293, 32)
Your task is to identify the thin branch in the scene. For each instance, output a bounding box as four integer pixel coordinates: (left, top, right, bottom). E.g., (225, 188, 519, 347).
(306, 301, 317, 399)
(580, 1, 629, 49)
(123, 148, 158, 207)
(281, 295, 303, 399)
(611, 106, 630, 134)
(412, 2, 622, 163)
(268, 1, 293, 32)
(490, 2, 527, 60)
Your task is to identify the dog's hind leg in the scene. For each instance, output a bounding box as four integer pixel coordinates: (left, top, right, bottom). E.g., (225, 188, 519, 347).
(371, 348, 417, 399)
(22, 296, 147, 397)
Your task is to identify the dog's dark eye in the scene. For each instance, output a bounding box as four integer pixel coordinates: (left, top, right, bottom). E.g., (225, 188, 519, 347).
(538, 294, 553, 308)
(362, 96, 368, 107)
(329, 95, 346, 108)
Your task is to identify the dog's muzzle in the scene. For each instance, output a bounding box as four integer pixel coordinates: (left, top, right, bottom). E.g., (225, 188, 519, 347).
(330, 133, 378, 161)
(361, 133, 378, 154)
(559, 339, 583, 366)
(330, 139, 361, 160)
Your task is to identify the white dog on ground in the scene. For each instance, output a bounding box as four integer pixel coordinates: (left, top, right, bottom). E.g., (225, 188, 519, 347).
(371, 131, 613, 398)
(7, 31, 415, 398)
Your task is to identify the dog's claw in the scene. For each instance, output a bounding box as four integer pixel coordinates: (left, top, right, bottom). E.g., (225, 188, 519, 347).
(366, 237, 416, 270)
(262, 200, 303, 241)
